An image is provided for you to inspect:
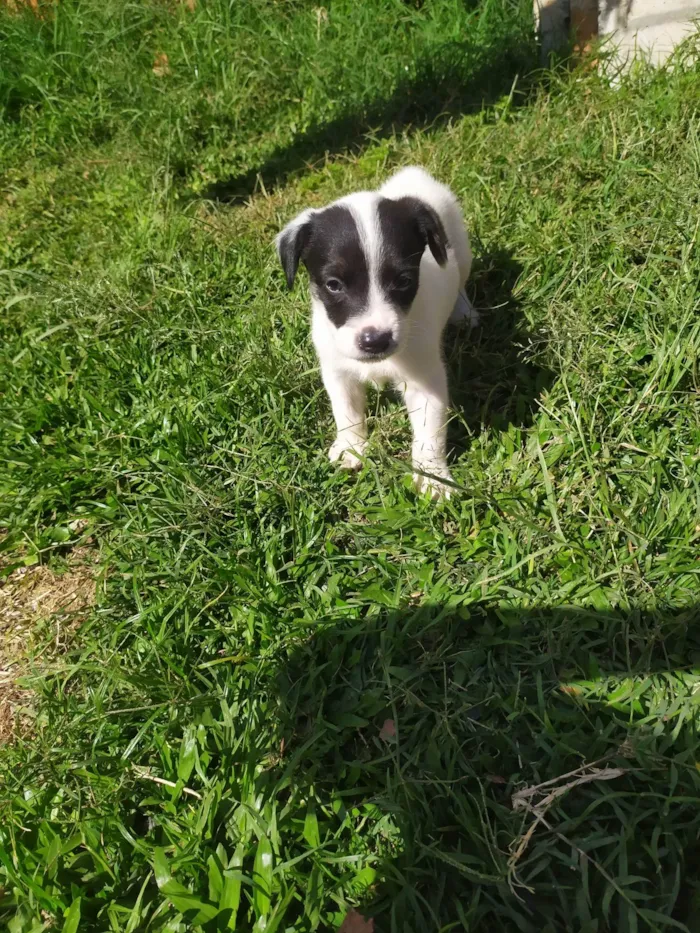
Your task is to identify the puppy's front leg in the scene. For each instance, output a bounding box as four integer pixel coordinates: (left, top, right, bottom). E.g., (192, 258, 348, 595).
(322, 367, 368, 471)
(403, 365, 453, 499)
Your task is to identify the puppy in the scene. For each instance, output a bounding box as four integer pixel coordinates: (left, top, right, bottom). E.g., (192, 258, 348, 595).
(277, 166, 476, 498)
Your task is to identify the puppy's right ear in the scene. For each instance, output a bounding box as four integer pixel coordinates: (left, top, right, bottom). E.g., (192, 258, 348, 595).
(276, 210, 315, 289)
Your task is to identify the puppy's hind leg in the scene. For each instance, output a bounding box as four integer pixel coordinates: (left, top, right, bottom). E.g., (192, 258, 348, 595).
(449, 288, 480, 328)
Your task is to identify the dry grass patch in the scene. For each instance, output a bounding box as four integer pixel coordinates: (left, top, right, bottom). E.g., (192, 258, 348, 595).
(0, 546, 97, 742)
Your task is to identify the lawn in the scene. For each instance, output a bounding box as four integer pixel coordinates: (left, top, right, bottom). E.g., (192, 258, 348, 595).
(1, 0, 700, 930)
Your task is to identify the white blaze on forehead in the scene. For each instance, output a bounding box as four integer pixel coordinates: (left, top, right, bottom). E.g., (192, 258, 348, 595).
(345, 193, 396, 331)
(345, 193, 382, 280)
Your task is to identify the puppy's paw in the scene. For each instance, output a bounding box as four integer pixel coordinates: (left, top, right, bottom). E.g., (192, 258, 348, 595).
(413, 467, 454, 501)
(449, 290, 480, 328)
(329, 439, 366, 471)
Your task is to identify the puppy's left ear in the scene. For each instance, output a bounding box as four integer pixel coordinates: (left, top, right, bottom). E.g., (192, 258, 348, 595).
(398, 197, 449, 267)
(413, 200, 449, 267)
(276, 209, 315, 289)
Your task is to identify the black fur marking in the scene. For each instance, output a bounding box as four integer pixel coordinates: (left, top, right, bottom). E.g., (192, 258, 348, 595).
(301, 205, 369, 329)
(277, 215, 313, 289)
(377, 195, 450, 309)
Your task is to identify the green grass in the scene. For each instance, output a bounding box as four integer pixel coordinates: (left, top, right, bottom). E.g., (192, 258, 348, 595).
(2, 0, 700, 930)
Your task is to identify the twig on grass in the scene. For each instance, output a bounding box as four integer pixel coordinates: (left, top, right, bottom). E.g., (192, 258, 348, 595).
(132, 765, 202, 800)
(508, 759, 628, 897)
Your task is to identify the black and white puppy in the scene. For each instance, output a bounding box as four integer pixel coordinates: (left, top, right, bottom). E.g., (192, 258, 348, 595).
(277, 166, 476, 499)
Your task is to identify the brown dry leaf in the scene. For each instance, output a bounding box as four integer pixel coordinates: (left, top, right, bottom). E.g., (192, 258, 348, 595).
(487, 774, 507, 784)
(559, 684, 583, 697)
(0, 546, 97, 743)
(337, 909, 374, 933)
(1, 0, 41, 13)
(152, 52, 171, 77)
(314, 6, 328, 40)
(183, 0, 196, 8)
(617, 739, 636, 758)
(378, 718, 396, 741)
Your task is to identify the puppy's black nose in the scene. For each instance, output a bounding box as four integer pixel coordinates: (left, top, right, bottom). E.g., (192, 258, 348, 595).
(358, 328, 393, 354)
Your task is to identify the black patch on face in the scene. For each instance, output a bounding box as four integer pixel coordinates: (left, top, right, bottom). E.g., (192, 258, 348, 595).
(376, 196, 450, 310)
(300, 205, 369, 329)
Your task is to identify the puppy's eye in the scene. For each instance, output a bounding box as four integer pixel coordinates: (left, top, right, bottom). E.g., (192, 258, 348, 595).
(325, 278, 343, 293)
(394, 273, 414, 290)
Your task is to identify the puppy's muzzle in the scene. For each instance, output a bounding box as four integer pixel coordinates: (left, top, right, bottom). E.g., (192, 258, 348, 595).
(357, 327, 396, 359)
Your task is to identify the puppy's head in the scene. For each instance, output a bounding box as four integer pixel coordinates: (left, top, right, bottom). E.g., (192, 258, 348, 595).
(277, 194, 448, 362)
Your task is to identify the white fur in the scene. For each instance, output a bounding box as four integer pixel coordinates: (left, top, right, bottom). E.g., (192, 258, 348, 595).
(287, 167, 475, 499)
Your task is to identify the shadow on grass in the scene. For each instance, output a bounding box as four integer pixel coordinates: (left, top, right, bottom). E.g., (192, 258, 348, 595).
(447, 246, 554, 456)
(198, 31, 540, 204)
(273, 602, 700, 931)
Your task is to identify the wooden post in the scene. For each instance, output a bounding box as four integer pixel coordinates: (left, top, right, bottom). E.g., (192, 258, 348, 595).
(534, 0, 598, 58)
(571, 0, 599, 47)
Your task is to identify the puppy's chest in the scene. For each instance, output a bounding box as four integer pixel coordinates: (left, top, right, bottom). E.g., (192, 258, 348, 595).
(342, 357, 407, 391)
